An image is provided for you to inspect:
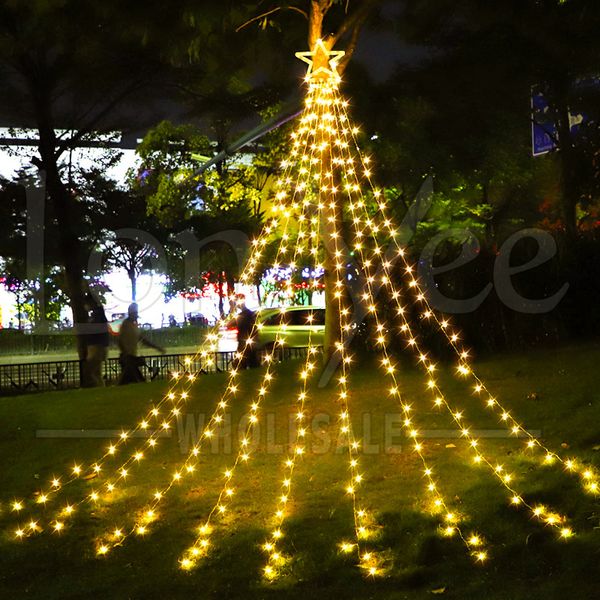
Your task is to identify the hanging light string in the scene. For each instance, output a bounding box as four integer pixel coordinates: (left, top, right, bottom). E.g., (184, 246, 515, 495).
(17, 199, 294, 545)
(7, 113, 320, 538)
(94, 96, 326, 556)
(329, 96, 574, 540)
(179, 159, 322, 571)
(260, 158, 323, 581)
(12, 86, 321, 544)
(314, 84, 382, 577)
(336, 102, 599, 499)
(387, 276, 572, 538)
(329, 190, 380, 578)
(8, 218, 277, 533)
(326, 88, 486, 562)
(338, 161, 485, 560)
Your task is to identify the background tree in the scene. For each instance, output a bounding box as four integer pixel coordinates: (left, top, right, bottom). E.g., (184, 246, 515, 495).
(398, 0, 600, 243)
(0, 0, 187, 354)
(136, 120, 267, 316)
(78, 171, 171, 304)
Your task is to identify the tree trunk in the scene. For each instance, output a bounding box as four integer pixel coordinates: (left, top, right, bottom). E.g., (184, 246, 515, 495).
(323, 223, 343, 363)
(308, 1, 327, 49)
(320, 122, 344, 364)
(556, 119, 579, 243)
(304, 0, 375, 363)
(45, 169, 89, 360)
(129, 270, 137, 302)
(32, 93, 89, 361)
(552, 81, 580, 246)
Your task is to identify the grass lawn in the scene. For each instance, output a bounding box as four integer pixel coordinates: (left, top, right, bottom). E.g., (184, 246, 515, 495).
(0, 341, 599, 599)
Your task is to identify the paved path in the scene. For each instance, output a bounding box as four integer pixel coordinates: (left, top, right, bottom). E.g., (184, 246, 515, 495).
(0, 346, 202, 365)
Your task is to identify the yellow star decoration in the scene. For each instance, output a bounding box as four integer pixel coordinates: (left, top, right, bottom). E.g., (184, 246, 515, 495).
(295, 38, 345, 82)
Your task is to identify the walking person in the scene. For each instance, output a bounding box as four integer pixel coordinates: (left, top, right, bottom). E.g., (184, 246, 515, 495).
(118, 303, 166, 385)
(235, 295, 258, 368)
(83, 295, 110, 387)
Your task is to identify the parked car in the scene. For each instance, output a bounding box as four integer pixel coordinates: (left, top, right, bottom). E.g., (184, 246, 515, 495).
(218, 306, 326, 352)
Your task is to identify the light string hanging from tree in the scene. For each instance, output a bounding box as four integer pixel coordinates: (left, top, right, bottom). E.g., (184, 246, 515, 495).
(10, 82, 320, 543)
(320, 87, 487, 561)
(321, 100, 383, 576)
(182, 209, 322, 573)
(260, 142, 324, 580)
(178, 173, 321, 570)
(337, 100, 599, 499)
(94, 193, 298, 555)
(8, 204, 290, 536)
(361, 203, 573, 538)
(5, 37, 590, 577)
(337, 157, 486, 560)
(329, 95, 574, 539)
(93, 101, 325, 556)
(16, 207, 279, 542)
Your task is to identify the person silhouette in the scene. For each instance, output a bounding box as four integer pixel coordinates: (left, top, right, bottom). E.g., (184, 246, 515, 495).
(235, 295, 257, 368)
(118, 303, 166, 384)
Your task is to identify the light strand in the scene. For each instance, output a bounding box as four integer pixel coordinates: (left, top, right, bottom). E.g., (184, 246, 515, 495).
(92, 87, 324, 556)
(261, 168, 323, 580)
(180, 177, 320, 570)
(338, 100, 599, 500)
(331, 99, 573, 540)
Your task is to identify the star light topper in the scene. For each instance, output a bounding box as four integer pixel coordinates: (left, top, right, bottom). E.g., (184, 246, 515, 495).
(295, 38, 345, 83)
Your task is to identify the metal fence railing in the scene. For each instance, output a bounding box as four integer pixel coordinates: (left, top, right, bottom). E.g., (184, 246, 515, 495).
(0, 347, 318, 397)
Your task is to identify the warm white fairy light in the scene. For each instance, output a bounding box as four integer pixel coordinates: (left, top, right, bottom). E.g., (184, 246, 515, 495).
(7, 42, 589, 578)
(330, 95, 575, 538)
(323, 128, 382, 577)
(259, 199, 323, 580)
(11, 216, 289, 538)
(15, 78, 323, 546)
(95, 85, 324, 558)
(180, 115, 326, 572)
(337, 98, 599, 500)
(343, 184, 481, 561)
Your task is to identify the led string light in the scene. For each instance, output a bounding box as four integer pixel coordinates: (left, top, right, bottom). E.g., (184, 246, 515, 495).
(337, 101, 599, 499)
(329, 201, 381, 578)
(6, 162, 306, 531)
(179, 158, 324, 571)
(15, 211, 283, 543)
(15, 81, 333, 543)
(386, 289, 572, 539)
(96, 99, 326, 557)
(9, 89, 324, 543)
(316, 101, 384, 577)
(96, 210, 299, 555)
(260, 183, 323, 580)
(11, 84, 317, 544)
(328, 97, 573, 540)
(7, 41, 584, 569)
(322, 95, 486, 563)
(340, 176, 485, 562)
(14, 77, 335, 530)
(259, 346, 320, 580)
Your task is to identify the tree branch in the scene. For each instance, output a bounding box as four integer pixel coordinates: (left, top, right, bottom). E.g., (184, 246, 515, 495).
(336, 20, 362, 73)
(236, 5, 308, 33)
(332, 0, 380, 46)
(54, 79, 145, 158)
